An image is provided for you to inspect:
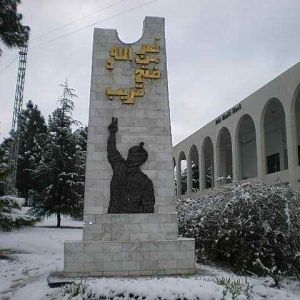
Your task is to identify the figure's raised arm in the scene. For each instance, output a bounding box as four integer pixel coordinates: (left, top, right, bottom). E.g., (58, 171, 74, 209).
(107, 117, 118, 156)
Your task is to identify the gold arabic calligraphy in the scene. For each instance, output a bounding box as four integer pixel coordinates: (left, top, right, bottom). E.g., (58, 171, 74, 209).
(105, 38, 160, 104)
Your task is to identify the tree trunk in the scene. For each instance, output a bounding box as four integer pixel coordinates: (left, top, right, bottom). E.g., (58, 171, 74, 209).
(57, 212, 61, 228)
(25, 190, 30, 207)
(25, 196, 29, 207)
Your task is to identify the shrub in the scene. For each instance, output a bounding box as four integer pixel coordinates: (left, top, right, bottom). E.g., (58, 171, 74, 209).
(61, 280, 91, 299)
(214, 277, 253, 299)
(0, 195, 38, 231)
(177, 182, 300, 277)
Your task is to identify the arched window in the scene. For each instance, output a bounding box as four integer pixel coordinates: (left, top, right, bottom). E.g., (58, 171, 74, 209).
(202, 137, 214, 189)
(173, 158, 177, 195)
(295, 88, 300, 165)
(263, 98, 288, 174)
(189, 145, 200, 191)
(237, 114, 257, 179)
(217, 127, 233, 182)
(178, 151, 187, 195)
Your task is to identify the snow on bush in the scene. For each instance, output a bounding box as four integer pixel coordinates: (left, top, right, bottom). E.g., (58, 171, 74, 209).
(177, 182, 300, 278)
(0, 195, 38, 231)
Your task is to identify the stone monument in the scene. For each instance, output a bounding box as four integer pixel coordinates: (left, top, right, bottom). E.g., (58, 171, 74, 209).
(64, 16, 195, 277)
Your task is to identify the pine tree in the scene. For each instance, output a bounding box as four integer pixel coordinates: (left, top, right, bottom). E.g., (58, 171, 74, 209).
(71, 126, 87, 219)
(0, 140, 38, 231)
(16, 101, 47, 204)
(0, 148, 9, 196)
(29, 80, 85, 227)
(0, 137, 13, 195)
(0, 0, 30, 55)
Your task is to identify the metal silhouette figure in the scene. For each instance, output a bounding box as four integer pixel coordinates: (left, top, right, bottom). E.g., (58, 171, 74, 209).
(107, 117, 155, 213)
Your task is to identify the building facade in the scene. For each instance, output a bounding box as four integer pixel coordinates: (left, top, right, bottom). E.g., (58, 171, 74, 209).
(173, 62, 300, 196)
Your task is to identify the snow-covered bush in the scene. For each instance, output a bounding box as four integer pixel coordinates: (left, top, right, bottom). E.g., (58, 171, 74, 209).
(0, 195, 38, 231)
(177, 182, 300, 277)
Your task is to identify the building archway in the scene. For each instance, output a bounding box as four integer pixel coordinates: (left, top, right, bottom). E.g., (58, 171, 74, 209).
(217, 127, 233, 182)
(237, 114, 257, 179)
(263, 98, 288, 174)
(189, 145, 200, 191)
(294, 88, 300, 165)
(178, 151, 187, 195)
(173, 157, 177, 195)
(202, 137, 214, 189)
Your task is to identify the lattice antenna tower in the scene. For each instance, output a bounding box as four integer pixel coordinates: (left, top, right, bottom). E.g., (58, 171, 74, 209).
(7, 42, 29, 192)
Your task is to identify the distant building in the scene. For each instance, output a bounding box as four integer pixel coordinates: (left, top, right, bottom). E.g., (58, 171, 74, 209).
(173, 62, 300, 196)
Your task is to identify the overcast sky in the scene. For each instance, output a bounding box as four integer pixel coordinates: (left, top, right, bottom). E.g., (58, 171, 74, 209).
(0, 0, 300, 145)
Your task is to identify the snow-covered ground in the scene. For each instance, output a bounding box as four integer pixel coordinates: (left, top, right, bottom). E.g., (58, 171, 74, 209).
(0, 214, 299, 300)
(0, 214, 82, 300)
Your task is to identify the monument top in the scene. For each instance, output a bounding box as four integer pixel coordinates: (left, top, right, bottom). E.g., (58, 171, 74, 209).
(85, 16, 174, 215)
(95, 16, 165, 45)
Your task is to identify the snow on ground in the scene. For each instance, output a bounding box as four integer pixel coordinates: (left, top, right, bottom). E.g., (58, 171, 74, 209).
(0, 213, 299, 300)
(0, 213, 82, 300)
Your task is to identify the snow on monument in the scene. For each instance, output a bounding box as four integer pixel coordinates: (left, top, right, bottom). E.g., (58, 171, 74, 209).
(63, 16, 195, 277)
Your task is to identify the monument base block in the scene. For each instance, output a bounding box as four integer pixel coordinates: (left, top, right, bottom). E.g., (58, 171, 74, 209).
(83, 213, 179, 242)
(64, 238, 195, 277)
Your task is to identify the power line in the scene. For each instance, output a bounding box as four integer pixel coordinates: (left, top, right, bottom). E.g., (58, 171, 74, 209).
(0, 0, 128, 68)
(30, 0, 128, 42)
(0, 56, 18, 74)
(0, 54, 18, 67)
(0, 0, 159, 74)
(29, 0, 159, 51)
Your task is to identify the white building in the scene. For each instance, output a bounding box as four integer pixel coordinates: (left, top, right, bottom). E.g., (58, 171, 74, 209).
(173, 62, 300, 196)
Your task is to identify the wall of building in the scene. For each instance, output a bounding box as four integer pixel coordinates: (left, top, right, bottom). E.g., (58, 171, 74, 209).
(173, 62, 300, 196)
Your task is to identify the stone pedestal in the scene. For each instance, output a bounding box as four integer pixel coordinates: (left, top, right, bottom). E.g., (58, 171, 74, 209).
(64, 239, 194, 277)
(63, 16, 195, 277)
(64, 213, 195, 276)
(83, 213, 178, 241)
